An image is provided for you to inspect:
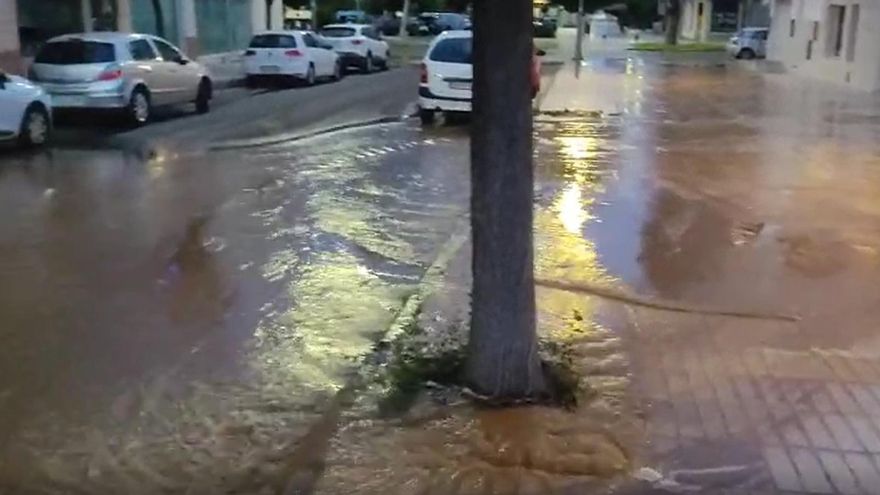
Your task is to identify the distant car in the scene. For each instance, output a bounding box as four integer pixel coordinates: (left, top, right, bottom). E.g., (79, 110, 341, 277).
(727, 27, 768, 59)
(0, 71, 52, 147)
(376, 15, 402, 36)
(407, 13, 439, 36)
(320, 24, 389, 73)
(418, 30, 543, 124)
(29, 32, 212, 126)
(335, 10, 369, 24)
(534, 17, 558, 38)
(244, 31, 341, 86)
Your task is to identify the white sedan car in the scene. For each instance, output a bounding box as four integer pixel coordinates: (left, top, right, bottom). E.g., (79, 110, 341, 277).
(244, 31, 341, 86)
(0, 71, 52, 147)
(320, 24, 389, 73)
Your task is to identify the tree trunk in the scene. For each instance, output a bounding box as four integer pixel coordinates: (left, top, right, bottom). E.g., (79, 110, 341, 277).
(151, 0, 165, 38)
(665, 0, 681, 45)
(466, 0, 546, 399)
(399, 0, 411, 37)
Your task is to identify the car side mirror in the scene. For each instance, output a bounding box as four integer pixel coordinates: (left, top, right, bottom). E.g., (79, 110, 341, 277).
(536, 49, 547, 56)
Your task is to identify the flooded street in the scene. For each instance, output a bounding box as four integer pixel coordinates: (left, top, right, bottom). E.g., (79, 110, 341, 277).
(2, 38, 880, 493)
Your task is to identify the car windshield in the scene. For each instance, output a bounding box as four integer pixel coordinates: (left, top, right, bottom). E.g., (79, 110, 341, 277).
(34, 40, 115, 64)
(321, 27, 357, 38)
(429, 37, 472, 64)
(249, 34, 297, 48)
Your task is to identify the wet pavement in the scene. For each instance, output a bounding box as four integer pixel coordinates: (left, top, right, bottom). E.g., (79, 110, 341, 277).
(3, 32, 880, 494)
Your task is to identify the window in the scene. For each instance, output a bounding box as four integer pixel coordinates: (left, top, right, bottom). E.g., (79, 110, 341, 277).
(321, 27, 356, 38)
(827, 5, 846, 57)
(362, 27, 378, 40)
(302, 34, 318, 48)
(429, 37, 472, 64)
(249, 34, 297, 48)
(846, 4, 859, 62)
(34, 41, 116, 65)
(153, 39, 182, 61)
(790, 19, 796, 37)
(129, 40, 156, 61)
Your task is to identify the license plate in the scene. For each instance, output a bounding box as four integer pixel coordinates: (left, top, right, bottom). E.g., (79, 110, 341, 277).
(260, 65, 280, 74)
(52, 95, 88, 107)
(449, 81, 472, 91)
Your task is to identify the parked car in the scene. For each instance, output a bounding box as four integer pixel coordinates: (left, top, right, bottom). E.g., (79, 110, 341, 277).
(407, 13, 439, 36)
(407, 12, 469, 35)
(726, 27, 768, 59)
(376, 15, 402, 36)
(244, 31, 341, 86)
(417, 30, 543, 124)
(29, 32, 212, 126)
(0, 71, 52, 147)
(534, 17, 558, 38)
(320, 24, 389, 73)
(335, 10, 370, 24)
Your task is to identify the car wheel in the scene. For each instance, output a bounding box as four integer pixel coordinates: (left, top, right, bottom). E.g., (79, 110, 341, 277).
(245, 75, 259, 88)
(419, 108, 435, 126)
(195, 79, 211, 114)
(332, 61, 343, 81)
(127, 87, 151, 127)
(364, 53, 373, 73)
(306, 64, 316, 86)
(18, 105, 50, 147)
(739, 48, 756, 60)
(380, 53, 390, 70)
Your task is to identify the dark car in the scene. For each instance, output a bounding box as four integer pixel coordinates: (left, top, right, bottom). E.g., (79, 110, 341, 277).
(534, 17, 557, 38)
(376, 15, 401, 36)
(407, 13, 439, 36)
(408, 12, 469, 36)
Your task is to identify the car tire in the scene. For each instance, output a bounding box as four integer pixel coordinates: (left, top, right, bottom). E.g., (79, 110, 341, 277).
(332, 61, 343, 81)
(245, 75, 259, 88)
(419, 108, 435, 126)
(18, 104, 50, 147)
(306, 64, 316, 86)
(127, 87, 151, 127)
(195, 78, 211, 114)
(380, 54, 390, 71)
(363, 53, 373, 73)
(739, 48, 756, 60)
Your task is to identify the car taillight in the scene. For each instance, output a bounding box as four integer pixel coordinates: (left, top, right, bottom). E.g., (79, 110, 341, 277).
(244, 49, 256, 56)
(419, 63, 428, 84)
(284, 49, 303, 57)
(351, 39, 364, 45)
(97, 68, 122, 81)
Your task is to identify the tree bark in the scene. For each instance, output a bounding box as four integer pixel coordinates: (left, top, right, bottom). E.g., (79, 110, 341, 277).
(466, 0, 546, 399)
(665, 0, 681, 45)
(151, 0, 165, 38)
(399, 0, 411, 37)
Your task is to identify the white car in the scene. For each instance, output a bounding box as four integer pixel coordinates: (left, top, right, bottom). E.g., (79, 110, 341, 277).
(244, 31, 341, 86)
(30, 32, 212, 125)
(418, 30, 473, 124)
(319, 24, 389, 73)
(0, 71, 52, 147)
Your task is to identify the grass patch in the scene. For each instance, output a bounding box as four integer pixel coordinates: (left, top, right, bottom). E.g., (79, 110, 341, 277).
(386, 36, 432, 67)
(629, 41, 725, 52)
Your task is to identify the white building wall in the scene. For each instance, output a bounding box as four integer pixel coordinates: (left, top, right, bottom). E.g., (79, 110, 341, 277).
(769, 0, 880, 91)
(680, 0, 713, 41)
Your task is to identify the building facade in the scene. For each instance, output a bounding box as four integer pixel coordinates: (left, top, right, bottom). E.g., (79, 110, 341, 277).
(768, 0, 880, 90)
(680, 0, 714, 41)
(0, 0, 282, 74)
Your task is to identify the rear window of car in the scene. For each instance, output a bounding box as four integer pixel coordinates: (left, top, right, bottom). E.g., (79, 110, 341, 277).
(35, 41, 116, 64)
(321, 27, 357, 38)
(429, 38, 472, 64)
(249, 34, 297, 48)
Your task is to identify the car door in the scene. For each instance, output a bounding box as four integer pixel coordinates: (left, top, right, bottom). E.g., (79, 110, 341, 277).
(127, 38, 161, 98)
(0, 73, 26, 138)
(301, 32, 328, 76)
(151, 38, 196, 104)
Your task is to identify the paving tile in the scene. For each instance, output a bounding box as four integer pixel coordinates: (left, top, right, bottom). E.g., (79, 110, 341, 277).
(843, 452, 880, 494)
(789, 448, 834, 494)
(800, 415, 838, 450)
(763, 447, 804, 492)
(847, 416, 880, 454)
(827, 383, 863, 415)
(823, 414, 866, 452)
(848, 383, 880, 416)
(818, 451, 861, 495)
(780, 421, 811, 447)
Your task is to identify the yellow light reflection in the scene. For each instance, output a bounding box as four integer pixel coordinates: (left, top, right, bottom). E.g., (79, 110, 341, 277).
(557, 183, 587, 234)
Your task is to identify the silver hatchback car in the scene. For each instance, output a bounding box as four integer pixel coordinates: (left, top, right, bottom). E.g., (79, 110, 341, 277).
(30, 32, 213, 125)
(726, 27, 768, 59)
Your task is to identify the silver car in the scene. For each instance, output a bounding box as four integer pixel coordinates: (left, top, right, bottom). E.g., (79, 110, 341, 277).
(726, 27, 768, 59)
(30, 32, 213, 125)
